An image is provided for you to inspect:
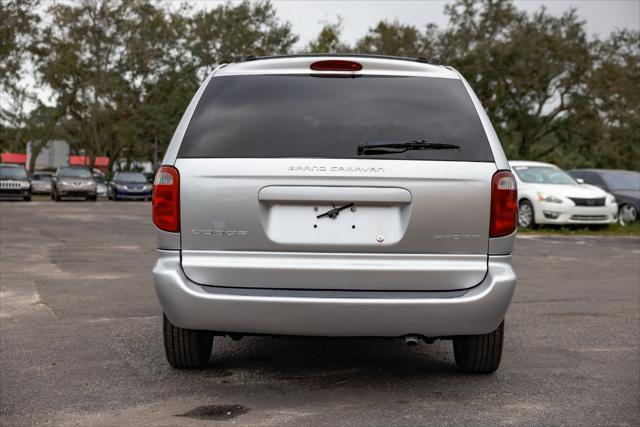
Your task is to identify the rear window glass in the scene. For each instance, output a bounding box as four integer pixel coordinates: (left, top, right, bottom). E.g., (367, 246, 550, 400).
(178, 75, 493, 162)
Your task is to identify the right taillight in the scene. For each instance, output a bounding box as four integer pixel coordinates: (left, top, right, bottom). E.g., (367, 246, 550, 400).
(490, 170, 517, 237)
(152, 166, 180, 232)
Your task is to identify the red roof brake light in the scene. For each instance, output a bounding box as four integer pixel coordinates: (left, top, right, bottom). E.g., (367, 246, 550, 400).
(152, 166, 180, 233)
(310, 60, 363, 72)
(489, 170, 518, 238)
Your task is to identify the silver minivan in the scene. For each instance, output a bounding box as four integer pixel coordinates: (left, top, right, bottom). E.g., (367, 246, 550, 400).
(152, 55, 517, 373)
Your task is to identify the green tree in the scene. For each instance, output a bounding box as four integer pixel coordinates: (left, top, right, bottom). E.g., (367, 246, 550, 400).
(440, 0, 593, 162)
(0, 0, 41, 154)
(307, 20, 351, 53)
(355, 20, 436, 58)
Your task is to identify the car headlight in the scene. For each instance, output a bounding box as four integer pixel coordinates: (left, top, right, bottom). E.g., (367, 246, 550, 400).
(537, 192, 563, 203)
(607, 194, 616, 205)
(60, 180, 70, 186)
(143, 184, 151, 191)
(21, 181, 30, 189)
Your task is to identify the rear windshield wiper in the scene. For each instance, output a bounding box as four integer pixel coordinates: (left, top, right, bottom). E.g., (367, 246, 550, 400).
(357, 140, 460, 156)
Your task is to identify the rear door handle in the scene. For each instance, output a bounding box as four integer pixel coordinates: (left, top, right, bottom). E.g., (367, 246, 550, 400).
(258, 186, 412, 204)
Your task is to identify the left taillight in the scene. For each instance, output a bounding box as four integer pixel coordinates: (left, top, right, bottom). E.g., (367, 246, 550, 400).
(489, 170, 518, 238)
(152, 166, 180, 232)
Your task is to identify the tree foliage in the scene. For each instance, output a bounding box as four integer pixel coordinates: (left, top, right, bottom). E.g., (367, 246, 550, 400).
(1, 0, 638, 171)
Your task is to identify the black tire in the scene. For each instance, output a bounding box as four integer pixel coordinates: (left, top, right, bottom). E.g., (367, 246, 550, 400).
(24, 194, 32, 202)
(618, 203, 638, 226)
(88, 195, 97, 201)
(453, 321, 504, 374)
(163, 313, 213, 369)
(518, 200, 536, 229)
(54, 189, 61, 201)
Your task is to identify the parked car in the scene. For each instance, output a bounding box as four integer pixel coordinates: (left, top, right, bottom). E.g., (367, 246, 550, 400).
(108, 171, 152, 201)
(30, 171, 53, 195)
(93, 173, 108, 198)
(510, 161, 617, 228)
(568, 169, 640, 226)
(51, 167, 97, 201)
(0, 164, 31, 201)
(152, 55, 518, 373)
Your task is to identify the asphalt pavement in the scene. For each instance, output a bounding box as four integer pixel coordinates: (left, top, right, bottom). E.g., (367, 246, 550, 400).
(1, 200, 639, 426)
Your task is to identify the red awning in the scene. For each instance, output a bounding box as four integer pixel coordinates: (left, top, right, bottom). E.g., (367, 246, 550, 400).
(68, 156, 110, 167)
(0, 153, 27, 164)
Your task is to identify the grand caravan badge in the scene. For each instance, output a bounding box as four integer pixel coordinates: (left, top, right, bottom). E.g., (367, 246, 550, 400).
(288, 165, 385, 173)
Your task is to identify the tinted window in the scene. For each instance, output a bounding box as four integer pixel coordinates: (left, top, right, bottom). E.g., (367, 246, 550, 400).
(513, 166, 576, 185)
(601, 170, 640, 191)
(581, 172, 606, 188)
(58, 168, 92, 178)
(115, 172, 147, 183)
(179, 75, 493, 162)
(0, 167, 27, 179)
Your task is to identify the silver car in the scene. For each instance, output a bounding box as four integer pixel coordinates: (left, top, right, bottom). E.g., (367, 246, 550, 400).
(152, 55, 518, 373)
(30, 171, 53, 195)
(51, 167, 97, 201)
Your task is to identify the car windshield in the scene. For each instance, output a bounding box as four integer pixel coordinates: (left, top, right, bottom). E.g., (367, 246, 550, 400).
(513, 166, 576, 185)
(600, 170, 640, 191)
(59, 168, 92, 178)
(0, 167, 28, 179)
(116, 172, 147, 183)
(32, 174, 52, 181)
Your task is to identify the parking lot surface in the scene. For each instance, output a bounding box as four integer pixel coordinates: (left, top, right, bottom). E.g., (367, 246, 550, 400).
(1, 201, 639, 426)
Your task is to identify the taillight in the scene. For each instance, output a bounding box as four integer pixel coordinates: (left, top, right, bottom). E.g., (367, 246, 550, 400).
(490, 170, 517, 237)
(152, 166, 180, 232)
(310, 60, 362, 72)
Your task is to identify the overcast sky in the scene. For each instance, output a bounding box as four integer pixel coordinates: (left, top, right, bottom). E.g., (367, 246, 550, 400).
(264, 0, 639, 47)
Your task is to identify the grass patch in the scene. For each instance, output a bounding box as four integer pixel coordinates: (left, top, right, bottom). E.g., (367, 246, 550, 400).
(518, 222, 640, 236)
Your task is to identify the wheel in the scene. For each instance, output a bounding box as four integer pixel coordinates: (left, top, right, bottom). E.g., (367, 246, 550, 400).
(453, 321, 504, 374)
(54, 189, 61, 201)
(619, 204, 637, 226)
(24, 194, 32, 201)
(163, 313, 213, 369)
(88, 195, 97, 201)
(518, 200, 536, 228)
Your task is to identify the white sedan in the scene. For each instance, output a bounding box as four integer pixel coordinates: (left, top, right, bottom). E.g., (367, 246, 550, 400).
(510, 161, 618, 228)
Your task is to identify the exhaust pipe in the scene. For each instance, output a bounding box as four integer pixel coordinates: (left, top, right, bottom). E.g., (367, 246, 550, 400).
(404, 335, 419, 347)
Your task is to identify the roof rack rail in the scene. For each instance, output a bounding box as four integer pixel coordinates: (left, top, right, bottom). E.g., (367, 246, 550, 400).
(230, 53, 444, 66)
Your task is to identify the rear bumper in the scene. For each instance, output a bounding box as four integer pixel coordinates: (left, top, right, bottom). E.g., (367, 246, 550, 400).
(153, 251, 516, 337)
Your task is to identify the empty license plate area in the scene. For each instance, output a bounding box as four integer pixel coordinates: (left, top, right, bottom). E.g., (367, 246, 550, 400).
(258, 186, 412, 247)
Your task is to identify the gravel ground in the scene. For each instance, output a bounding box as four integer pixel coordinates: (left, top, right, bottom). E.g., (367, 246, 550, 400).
(1, 200, 638, 426)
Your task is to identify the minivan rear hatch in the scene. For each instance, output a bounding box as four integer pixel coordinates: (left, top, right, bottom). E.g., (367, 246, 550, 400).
(176, 67, 496, 291)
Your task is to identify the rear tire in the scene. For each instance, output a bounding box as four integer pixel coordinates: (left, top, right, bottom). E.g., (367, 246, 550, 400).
(163, 313, 213, 369)
(453, 321, 504, 374)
